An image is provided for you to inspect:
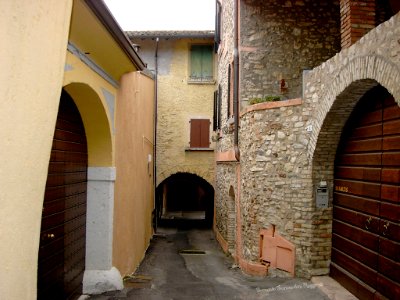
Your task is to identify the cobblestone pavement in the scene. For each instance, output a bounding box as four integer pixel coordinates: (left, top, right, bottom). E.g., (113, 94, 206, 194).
(86, 222, 330, 300)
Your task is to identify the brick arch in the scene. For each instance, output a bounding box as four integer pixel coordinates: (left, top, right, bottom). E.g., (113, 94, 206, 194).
(311, 79, 378, 194)
(310, 54, 400, 162)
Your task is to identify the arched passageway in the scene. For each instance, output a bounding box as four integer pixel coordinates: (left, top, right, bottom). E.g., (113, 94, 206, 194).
(156, 173, 214, 227)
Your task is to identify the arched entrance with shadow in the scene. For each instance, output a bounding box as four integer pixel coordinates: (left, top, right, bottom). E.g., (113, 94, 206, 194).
(156, 172, 214, 228)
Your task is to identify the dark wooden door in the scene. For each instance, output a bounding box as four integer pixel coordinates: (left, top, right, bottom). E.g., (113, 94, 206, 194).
(38, 91, 88, 299)
(331, 86, 400, 300)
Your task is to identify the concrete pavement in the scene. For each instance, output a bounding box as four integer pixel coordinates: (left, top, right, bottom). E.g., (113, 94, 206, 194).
(86, 222, 352, 300)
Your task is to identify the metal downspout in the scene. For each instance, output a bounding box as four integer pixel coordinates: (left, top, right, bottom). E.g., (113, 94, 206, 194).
(233, 0, 240, 161)
(154, 37, 159, 231)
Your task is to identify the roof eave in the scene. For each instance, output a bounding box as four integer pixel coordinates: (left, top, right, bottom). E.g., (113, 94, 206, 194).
(84, 0, 146, 71)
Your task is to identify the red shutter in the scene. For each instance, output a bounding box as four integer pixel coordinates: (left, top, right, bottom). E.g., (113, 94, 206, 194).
(190, 119, 210, 148)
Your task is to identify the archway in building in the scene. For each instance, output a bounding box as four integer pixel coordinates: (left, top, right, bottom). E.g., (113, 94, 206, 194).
(38, 90, 88, 299)
(331, 85, 400, 299)
(156, 173, 214, 227)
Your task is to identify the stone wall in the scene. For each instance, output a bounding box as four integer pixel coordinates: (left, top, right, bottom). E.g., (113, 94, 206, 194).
(215, 163, 238, 255)
(235, 12, 400, 278)
(240, 0, 341, 102)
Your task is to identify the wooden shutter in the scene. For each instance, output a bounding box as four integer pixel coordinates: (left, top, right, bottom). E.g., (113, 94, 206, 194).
(214, 1, 222, 53)
(190, 119, 210, 148)
(201, 45, 213, 80)
(190, 45, 213, 81)
(190, 46, 202, 80)
(213, 91, 218, 131)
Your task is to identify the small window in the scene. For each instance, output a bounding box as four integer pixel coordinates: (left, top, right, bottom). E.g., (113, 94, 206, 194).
(214, 1, 222, 53)
(213, 85, 222, 131)
(189, 45, 213, 82)
(190, 119, 210, 148)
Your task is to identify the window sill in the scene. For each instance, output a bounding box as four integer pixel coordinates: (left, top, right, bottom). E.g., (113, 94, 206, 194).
(185, 147, 214, 152)
(187, 79, 216, 85)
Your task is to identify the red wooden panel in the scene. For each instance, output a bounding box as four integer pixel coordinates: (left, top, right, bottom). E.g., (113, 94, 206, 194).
(333, 193, 380, 216)
(190, 119, 202, 148)
(383, 119, 400, 135)
(38, 91, 87, 300)
(380, 184, 400, 203)
(378, 255, 400, 283)
(376, 273, 400, 300)
(335, 166, 381, 182)
(333, 220, 379, 251)
(333, 88, 400, 299)
(45, 172, 87, 187)
(358, 110, 382, 126)
(351, 123, 382, 139)
(381, 168, 400, 184)
(382, 136, 400, 151)
(330, 263, 375, 300)
(200, 119, 210, 148)
(343, 138, 382, 153)
(190, 119, 210, 148)
(379, 238, 400, 262)
(382, 152, 400, 166)
(54, 128, 87, 143)
(331, 248, 378, 288)
(383, 104, 400, 121)
(336, 153, 382, 166)
(334, 179, 381, 199)
(379, 219, 400, 242)
(332, 234, 378, 269)
(333, 206, 379, 234)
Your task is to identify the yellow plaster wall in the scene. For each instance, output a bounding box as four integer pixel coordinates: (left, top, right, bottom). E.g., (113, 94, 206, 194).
(63, 52, 115, 166)
(0, 1, 72, 299)
(113, 72, 155, 275)
(156, 38, 216, 186)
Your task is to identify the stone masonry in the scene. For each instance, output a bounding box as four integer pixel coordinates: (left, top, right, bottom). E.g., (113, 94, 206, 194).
(215, 0, 400, 278)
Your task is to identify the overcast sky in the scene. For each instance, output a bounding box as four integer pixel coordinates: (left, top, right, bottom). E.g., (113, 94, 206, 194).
(104, 0, 215, 31)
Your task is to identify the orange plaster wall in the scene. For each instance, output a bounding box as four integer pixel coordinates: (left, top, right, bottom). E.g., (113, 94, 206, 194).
(215, 149, 238, 162)
(113, 72, 155, 276)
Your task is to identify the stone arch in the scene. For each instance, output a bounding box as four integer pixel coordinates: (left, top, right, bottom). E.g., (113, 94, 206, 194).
(310, 54, 400, 160)
(227, 185, 236, 255)
(61, 83, 119, 293)
(306, 53, 400, 277)
(63, 82, 113, 167)
(156, 172, 215, 226)
(310, 54, 400, 188)
(157, 165, 214, 189)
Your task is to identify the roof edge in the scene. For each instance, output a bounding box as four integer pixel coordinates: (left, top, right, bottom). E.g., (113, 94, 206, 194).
(126, 30, 215, 39)
(84, 0, 146, 71)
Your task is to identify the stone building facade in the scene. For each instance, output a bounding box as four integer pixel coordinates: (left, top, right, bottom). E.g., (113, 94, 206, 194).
(214, 0, 399, 298)
(128, 32, 216, 223)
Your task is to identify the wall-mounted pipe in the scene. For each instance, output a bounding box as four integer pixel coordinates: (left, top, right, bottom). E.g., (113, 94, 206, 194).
(153, 37, 159, 231)
(233, 0, 240, 161)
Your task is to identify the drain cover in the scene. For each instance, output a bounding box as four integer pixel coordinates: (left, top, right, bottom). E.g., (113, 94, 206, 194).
(179, 249, 206, 255)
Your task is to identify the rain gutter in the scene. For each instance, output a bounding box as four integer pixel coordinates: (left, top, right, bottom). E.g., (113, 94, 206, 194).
(233, 0, 240, 161)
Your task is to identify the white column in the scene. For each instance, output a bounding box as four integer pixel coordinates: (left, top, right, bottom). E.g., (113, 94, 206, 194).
(83, 167, 123, 294)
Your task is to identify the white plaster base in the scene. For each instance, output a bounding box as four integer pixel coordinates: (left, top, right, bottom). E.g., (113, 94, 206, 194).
(83, 167, 122, 295)
(83, 267, 123, 295)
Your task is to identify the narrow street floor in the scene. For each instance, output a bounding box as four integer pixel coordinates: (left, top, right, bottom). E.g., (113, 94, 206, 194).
(87, 221, 331, 300)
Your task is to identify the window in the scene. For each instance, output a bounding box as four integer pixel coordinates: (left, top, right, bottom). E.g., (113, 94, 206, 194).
(189, 45, 213, 82)
(190, 119, 210, 148)
(214, 1, 222, 53)
(213, 85, 222, 131)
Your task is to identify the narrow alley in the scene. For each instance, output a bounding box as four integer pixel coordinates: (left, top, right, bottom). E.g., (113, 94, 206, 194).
(87, 221, 330, 300)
